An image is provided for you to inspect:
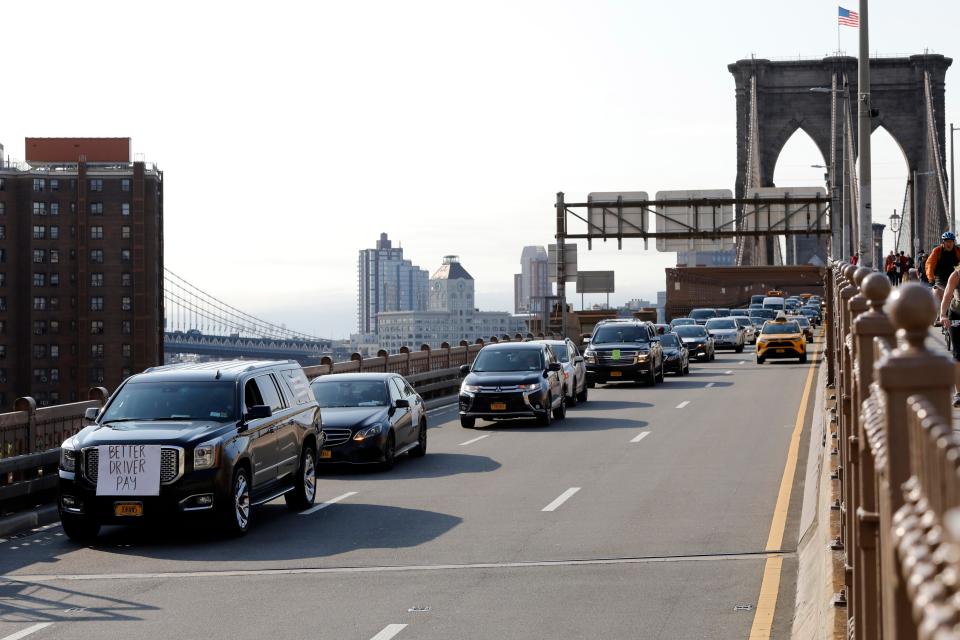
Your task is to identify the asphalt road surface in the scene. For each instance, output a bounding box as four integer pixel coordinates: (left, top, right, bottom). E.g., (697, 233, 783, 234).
(0, 343, 818, 640)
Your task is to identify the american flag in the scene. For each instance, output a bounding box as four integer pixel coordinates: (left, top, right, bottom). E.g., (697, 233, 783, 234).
(838, 6, 860, 27)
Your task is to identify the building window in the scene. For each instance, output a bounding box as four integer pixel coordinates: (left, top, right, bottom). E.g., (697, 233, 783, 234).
(50, 225, 59, 239)
(0, 345, 5, 359)
(90, 225, 104, 240)
(33, 225, 46, 240)
(121, 272, 132, 287)
(121, 179, 130, 192)
(90, 368, 104, 384)
(90, 273, 103, 287)
(32, 202, 47, 216)
(70, 202, 76, 214)
(121, 344, 132, 358)
(49, 296, 58, 310)
(89, 202, 103, 215)
(121, 249, 131, 262)
(49, 273, 60, 287)
(0, 202, 4, 215)
(90, 296, 104, 311)
(121, 296, 132, 311)
(49, 249, 59, 264)
(121, 320, 132, 334)
(0, 298, 5, 312)
(33, 344, 47, 359)
(0, 249, 4, 263)
(0, 273, 4, 287)
(89, 179, 103, 192)
(33, 249, 45, 263)
(121, 368, 132, 378)
(50, 320, 59, 334)
(0, 225, 4, 240)
(33, 296, 46, 311)
(50, 202, 59, 216)
(33, 321, 47, 335)
(90, 249, 103, 263)
(33, 273, 45, 287)
(121, 203, 130, 216)
(90, 320, 104, 335)
(50, 179, 59, 192)
(91, 344, 104, 358)
(50, 345, 59, 359)
(121, 225, 131, 239)
(50, 368, 60, 382)
(33, 178, 45, 192)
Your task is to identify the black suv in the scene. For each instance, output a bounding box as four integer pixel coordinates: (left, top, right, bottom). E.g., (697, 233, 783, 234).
(584, 320, 665, 386)
(458, 342, 565, 428)
(58, 360, 323, 541)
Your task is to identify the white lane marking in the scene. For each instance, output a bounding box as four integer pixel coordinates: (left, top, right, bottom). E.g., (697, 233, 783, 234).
(300, 491, 358, 516)
(675, 401, 690, 409)
(370, 624, 407, 640)
(426, 403, 457, 415)
(630, 432, 650, 443)
(724, 370, 733, 375)
(1, 623, 53, 640)
(542, 487, 581, 512)
(705, 382, 716, 388)
(738, 361, 746, 365)
(459, 434, 490, 446)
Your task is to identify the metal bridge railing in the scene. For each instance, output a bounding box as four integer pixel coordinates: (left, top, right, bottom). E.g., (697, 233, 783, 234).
(826, 262, 960, 639)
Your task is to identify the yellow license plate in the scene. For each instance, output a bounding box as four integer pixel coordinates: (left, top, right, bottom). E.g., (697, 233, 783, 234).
(490, 402, 507, 411)
(610, 371, 623, 377)
(776, 349, 785, 354)
(320, 450, 332, 459)
(114, 502, 143, 517)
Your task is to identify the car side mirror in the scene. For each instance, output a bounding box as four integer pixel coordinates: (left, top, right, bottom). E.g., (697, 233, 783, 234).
(548, 362, 562, 372)
(84, 407, 99, 422)
(459, 364, 471, 378)
(245, 405, 272, 421)
(394, 398, 410, 409)
(582, 337, 591, 346)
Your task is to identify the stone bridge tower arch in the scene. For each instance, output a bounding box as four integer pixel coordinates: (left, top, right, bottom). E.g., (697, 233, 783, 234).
(729, 54, 951, 264)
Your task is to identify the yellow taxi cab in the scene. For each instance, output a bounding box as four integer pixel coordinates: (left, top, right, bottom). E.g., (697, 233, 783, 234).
(756, 313, 807, 364)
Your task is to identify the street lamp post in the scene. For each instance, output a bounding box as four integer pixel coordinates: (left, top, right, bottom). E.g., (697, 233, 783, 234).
(889, 209, 902, 253)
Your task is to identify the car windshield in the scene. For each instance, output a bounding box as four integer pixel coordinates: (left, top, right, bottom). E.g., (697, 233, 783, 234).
(762, 321, 801, 335)
(471, 348, 544, 372)
(675, 326, 707, 338)
(671, 318, 695, 326)
(752, 309, 776, 320)
(99, 381, 238, 423)
(705, 319, 737, 330)
(592, 325, 649, 345)
(310, 380, 389, 407)
(794, 317, 810, 327)
(548, 344, 570, 363)
(732, 317, 752, 327)
(659, 334, 680, 347)
(689, 309, 716, 320)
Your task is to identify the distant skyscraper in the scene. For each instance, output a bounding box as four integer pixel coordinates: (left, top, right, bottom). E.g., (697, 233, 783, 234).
(514, 246, 550, 314)
(357, 233, 428, 334)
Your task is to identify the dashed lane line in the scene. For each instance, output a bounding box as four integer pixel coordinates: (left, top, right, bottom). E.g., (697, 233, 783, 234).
(705, 382, 716, 389)
(369, 624, 407, 640)
(0, 623, 53, 640)
(300, 491, 358, 516)
(459, 434, 490, 446)
(541, 487, 581, 512)
(724, 370, 734, 375)
(675, 401, 690, 409)
(630, 432, 649, 443)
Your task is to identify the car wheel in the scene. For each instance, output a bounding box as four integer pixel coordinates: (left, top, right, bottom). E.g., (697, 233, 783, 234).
(757, 355, 765, 364)
(586, 378, 595, 389)
(380, 432, 396, 471)
(537, 396, 553, 426)
(683, 362, 690, 375)
(552, 396, 566, 420)
(410, 420, 427, 458)
(285, 445, 317, 510)
(60, 512, 100, 543)
(460, 416, 476, 429)
(576, 383, 588, 403)
(656, 360, 665, 382)
(567, 380, 578, 407)
(645, 366, 657, 387)
(799, 353, 808, 364)
(221, 466, 251, 536)
(735, 344, 744, 353)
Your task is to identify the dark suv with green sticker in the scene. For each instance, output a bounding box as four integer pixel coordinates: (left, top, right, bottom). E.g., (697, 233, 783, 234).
(58, 360, 323, 541)
(583, 320, 665, 386)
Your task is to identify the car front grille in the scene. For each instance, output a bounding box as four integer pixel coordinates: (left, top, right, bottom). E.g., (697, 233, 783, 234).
(596, 351, 640, 363)
(478, 385, 520, 392)
(83, 447, 181, 485)
(322, 428, 353, 447)
(765, 340, 798, 348)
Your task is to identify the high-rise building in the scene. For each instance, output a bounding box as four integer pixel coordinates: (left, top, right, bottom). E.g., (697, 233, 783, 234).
(377, 256, 528, 352)
(514, 245, 550, 314)
(357, 233, 429, 335)
(0, 138, 163, 408)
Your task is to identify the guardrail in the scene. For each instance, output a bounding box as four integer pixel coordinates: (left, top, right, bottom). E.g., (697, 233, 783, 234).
(0, 332, 559, 518)
(826, 262, 960, 639)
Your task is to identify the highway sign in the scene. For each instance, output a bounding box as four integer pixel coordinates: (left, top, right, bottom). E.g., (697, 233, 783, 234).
(587, 192, 650, 237)
(743, 187, 829, 231)
(655, 189, 735, 252)
(548, 243, 578, 284)
(576, 271, 615, 294)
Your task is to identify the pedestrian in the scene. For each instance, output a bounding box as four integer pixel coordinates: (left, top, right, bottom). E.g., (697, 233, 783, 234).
(937, 263, 960, 407)
(850, 253, 859, 265)
(917, 249, 929, 283)
(925, 232, 960, 305)
(885, 251, 898, 285)
(899, 251, 910, 285)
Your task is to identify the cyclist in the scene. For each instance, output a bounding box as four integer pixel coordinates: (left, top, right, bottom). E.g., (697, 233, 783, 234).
(938, 263, 960, 407)
(926, 232, 960, 305)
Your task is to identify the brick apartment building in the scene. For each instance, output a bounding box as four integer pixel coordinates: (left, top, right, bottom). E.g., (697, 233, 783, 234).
(0, 138, 163, 408)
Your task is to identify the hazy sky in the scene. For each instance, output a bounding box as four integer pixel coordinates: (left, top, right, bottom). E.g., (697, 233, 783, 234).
(2, 1, 957, 338)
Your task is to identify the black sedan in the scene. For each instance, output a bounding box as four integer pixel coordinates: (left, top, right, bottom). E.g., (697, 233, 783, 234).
(659, 332, 690, 375)
(458, 342, 565, 428)
(674, 325, 716, 361)
(310, 373, 427, 470)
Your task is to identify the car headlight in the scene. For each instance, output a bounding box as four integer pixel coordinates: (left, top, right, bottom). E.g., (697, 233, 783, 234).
(353, 423, 384, 441)
(518, 382, 542, 392)
(635, 353, 650, 363)
(584, 350, 596, 363)
(194, 442, 219, 470)
(60, 439, 78, 472)
(461, 383, 480, 394)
